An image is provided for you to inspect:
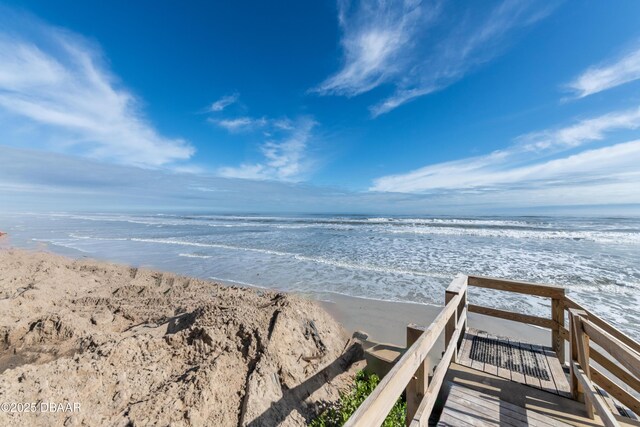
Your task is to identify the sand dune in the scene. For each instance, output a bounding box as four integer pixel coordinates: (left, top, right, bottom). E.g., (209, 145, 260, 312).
(0, 249, 362, 426)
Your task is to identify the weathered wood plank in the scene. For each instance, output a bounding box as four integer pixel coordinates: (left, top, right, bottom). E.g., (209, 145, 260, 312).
(467, 275, 565, 299)
(482, 331, 499, 377)
(552, 297, 566, 363)
(591, 347, 640, 395)
(458, 331, 474, 369)
(507, 336, 527, 386)
(410, 309, 467, 426)
(519, 341, 542, 390)
(470, 331, 486, 372)
(596, 385, 623, 419)
(442, 397, 517, 426)
(591, 366, 640, 417)
(571, 361, 620, 427)
(582, 320, 640, 382)
(406, 324, 428, 426)
(449, 386, 564, 427)
(530, 343, 559, 395)
(573, 314, 594, 418)
(468, 304, 555, 329)
(569, 309, 587, 401)
(494, 335, 513, 380)
(344, 291, 463, 427)
(439, 407, 499, 427)
(539, 345, 571, 397)
(565, 296, 640, 355)
(446, 273, 468, 294)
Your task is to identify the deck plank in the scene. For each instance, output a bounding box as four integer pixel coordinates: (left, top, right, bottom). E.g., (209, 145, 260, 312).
(457, 328, 570, 397)
(459, 330, 475, 367)
(470, 331, 486, 372)
(530, 342, 561, 395)
(494, 335, 513, 381)
(448, 386, 559, 427)
(541, 344, 572, 397)
(438, 383, 572, 427)
(519, 341, 542, 390)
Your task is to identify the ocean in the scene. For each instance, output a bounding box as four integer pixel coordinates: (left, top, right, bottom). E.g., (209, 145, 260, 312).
(2, 212, 639, 338)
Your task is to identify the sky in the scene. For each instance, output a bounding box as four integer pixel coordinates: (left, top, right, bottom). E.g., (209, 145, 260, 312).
(1, 0, 640, 214)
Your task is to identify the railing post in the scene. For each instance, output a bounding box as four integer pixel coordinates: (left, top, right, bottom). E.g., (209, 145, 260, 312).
(569, 309, 591, 414)
(445, 274, 467, 363)
(444, 293, 457, 363)
(405, 324, 428, 426)
(552, 293, 565, 364)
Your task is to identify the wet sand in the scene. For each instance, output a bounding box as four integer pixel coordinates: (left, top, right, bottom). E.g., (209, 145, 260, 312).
(319, 292, 551, 349)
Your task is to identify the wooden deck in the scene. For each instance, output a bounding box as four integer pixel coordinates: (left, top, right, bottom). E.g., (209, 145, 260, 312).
(458, 328, 571, 397)
(436, 363, 640, 426)
(344, 275, 640, 427)
(438, 383, 574, 426)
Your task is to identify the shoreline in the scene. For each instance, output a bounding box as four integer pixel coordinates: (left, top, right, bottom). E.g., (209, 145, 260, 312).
(197, 274, 552, 351)
(0, 242, 552, 350)
(316, 291, 551, 348)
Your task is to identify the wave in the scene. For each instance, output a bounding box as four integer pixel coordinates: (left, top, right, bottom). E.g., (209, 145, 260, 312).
(178, 253, 212, 259)
(44, 213, 640, 244)
(127, 237, 451, 278)
(387, 226, 640, 244)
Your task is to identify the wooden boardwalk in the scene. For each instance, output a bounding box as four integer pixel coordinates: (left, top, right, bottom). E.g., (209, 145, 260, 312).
(458, 328, 571, 397)
(436, 363, 635, 426)
(438, 383, 573, 426)
(344, 275, 640, 427)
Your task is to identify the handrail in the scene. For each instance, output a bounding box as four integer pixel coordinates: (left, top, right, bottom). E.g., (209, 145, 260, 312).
(344, 280, 466, 427)
(564, 296, 640, 354)
(410, 307, 467, 426)
(344, 274, 640, 426)
(569, 309, 640, 426)
(344, 275, 467, 427)
(467, 275, 565, 298)
(465, 275, 566, 361)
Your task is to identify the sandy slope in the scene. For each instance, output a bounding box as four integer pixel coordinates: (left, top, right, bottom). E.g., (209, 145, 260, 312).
(0, 249, 362, 426)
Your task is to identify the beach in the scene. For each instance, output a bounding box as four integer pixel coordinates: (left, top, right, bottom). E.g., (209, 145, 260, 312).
(0, 246, 561, 426)
(320, 292, 550, 348)
(1, 212, 637, 341)
(0, 249, 362, 427)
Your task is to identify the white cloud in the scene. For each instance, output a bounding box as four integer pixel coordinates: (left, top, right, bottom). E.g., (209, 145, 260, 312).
(315, 0, 554, 116)
(0, 16, 193, 168)
(371, 107, 640, 192)
(567, 44, 640, 98)
(218, 117, 317, 181)
(517, 106, 640, 151)
(2, 144, 639, 213)
(210, 116, 268, 132)
(209, 93, 239, 112)
(312, 0, 427, 97)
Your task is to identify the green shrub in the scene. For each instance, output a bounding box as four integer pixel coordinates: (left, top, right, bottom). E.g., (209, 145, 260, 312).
(309, 370, 406, 427)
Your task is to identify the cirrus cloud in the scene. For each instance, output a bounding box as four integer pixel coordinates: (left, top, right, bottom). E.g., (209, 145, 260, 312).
(371, 106, 640, 193)
(314, 0, 556, 116)
(567, 43, 640, 99)
(0, 10, 194, 168)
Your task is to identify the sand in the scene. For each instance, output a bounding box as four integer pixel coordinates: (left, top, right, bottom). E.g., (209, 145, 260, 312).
(0, 249, 363, 427)
(0, 246, 556, 426)
(320, 292, 550, 348)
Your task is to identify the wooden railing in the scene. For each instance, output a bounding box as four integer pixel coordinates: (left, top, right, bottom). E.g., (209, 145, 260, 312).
(466, 275, 566, 362)
(568, 308, 640, 426)
(344, 274, 468, 427)
(344, 274, 640, 427)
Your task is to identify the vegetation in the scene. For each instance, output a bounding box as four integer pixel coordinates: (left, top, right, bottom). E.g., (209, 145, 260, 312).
(309, 370, 406, 427)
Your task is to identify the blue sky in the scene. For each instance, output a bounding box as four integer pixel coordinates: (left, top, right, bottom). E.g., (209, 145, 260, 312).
(1, 0, 640, 213)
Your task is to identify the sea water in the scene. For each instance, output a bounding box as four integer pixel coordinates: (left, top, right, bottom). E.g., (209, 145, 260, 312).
(1, 212, 639, 338)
